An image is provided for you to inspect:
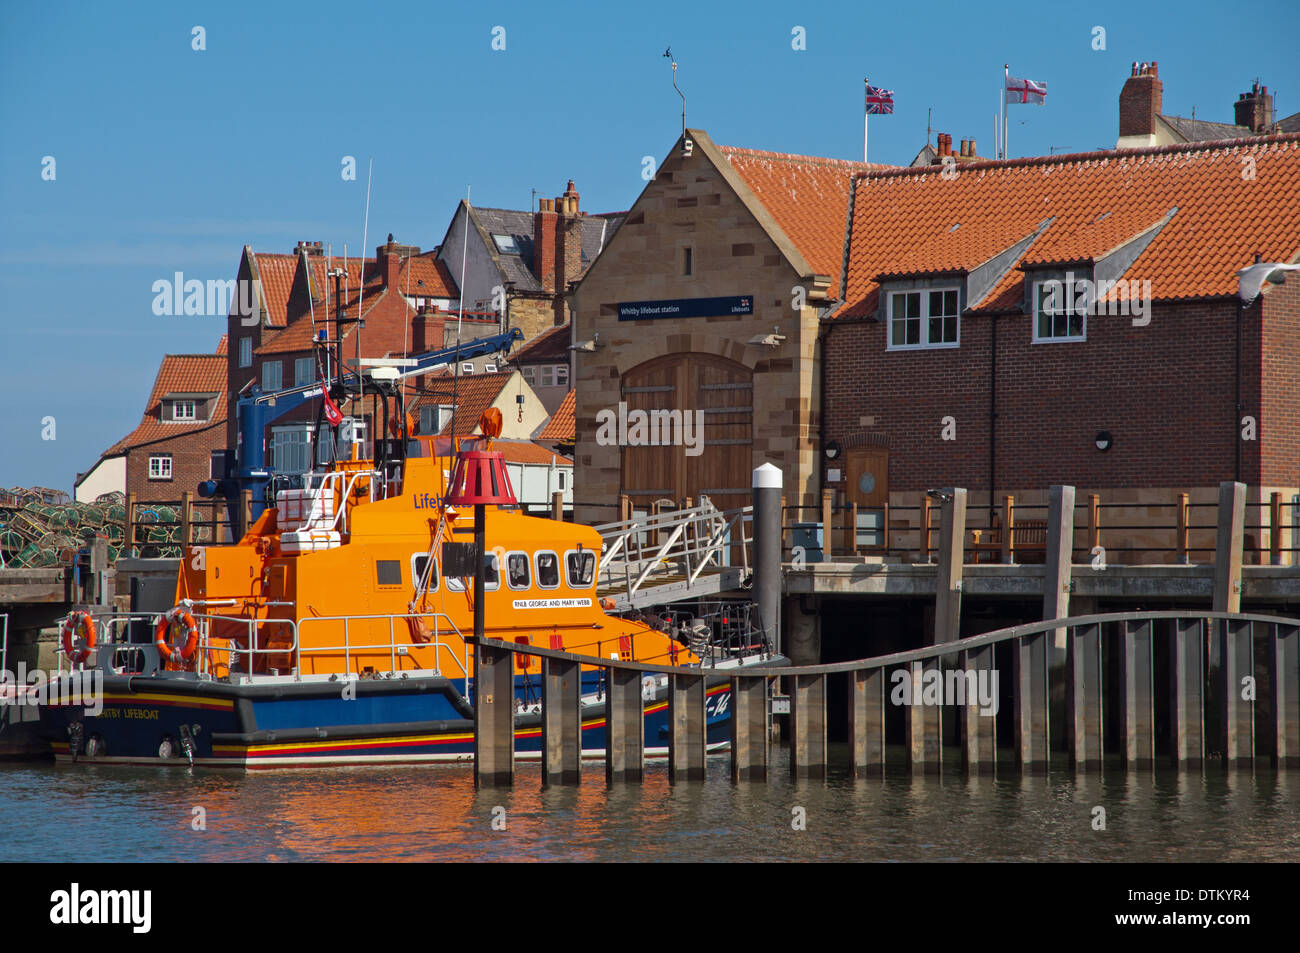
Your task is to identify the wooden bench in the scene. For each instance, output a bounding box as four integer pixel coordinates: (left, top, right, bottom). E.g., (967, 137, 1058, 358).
(968, 517, 1048, 563)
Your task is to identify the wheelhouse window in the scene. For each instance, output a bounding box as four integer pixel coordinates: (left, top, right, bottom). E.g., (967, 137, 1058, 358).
(565, 550, 596, 588)
(535, 551, 560, 589)
(483, 552, 500, 590)
(506, 552, 530, 589)
(888, 288, 960, 349)
(411, 554, 439, 592)
(1033, 279, 1087, 342)
(148, 455, 172, 480)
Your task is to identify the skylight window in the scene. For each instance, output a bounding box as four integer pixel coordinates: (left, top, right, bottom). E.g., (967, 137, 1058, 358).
(492, 234, 520, 254)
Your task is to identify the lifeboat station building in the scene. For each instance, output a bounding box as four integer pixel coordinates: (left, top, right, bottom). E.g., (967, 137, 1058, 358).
(572, 122, 1300, 557)
(570, 129, 889, 522)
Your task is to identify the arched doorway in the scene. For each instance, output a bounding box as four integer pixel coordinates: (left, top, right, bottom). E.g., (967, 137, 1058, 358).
(619, 353, 753, 515)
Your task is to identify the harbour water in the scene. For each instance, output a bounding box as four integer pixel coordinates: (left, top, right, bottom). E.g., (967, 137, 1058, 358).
(3, 749, 1298, 862)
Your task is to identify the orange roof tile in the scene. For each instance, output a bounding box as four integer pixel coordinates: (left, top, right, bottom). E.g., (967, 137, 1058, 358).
(839, 134, 1300, 318)
(410, 371, 515, 436)
(536, 389, 575, 442)
(106, 352, 228, 454)
(491, 439, 572, 466)
(717, 143, 894, 293)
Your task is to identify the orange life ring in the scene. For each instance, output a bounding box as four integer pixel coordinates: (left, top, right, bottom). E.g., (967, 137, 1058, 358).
(60, 611, 96, 665)
(155, 607, 200, 666)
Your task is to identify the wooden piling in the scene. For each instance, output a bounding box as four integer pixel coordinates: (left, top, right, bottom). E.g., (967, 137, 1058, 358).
(1066, 622, 1102, 772)
(605, 667, 644, 783)
(1176, 493, 1190, 563)
(541, 655, 581, 786)
(181, 490, 193, 547)
(1218, 618, 1255, 769)
(1271, 623, 1300, 769)
(1118, 618, 1155, 769)
(551, 490, 564, 522)
(960, 645, 996, 774)
(821, 489, 834, 560)
(1014, 632, 1050, 773)
(668, 673, 706, 783)
(933, 488, 967, 646)
(848, 668, 886, 778)
(1213, 482, 1246, 613)
(730, 675, 769, 781)
(905, 660, 942, 775)
(790, 673, 827, 779)
(1169, 617, 1205, 769)
(473, 642, 515, 787)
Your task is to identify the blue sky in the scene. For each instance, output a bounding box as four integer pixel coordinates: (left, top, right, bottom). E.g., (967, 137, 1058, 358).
(1, 0, 1297, 492)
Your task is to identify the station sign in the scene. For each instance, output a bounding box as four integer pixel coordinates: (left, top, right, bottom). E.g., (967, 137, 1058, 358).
(617, 295, 754, 321)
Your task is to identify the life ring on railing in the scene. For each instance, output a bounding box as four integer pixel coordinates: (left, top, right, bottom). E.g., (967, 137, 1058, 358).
(60, 611, 97, 665)
(155, 606, 200, 666)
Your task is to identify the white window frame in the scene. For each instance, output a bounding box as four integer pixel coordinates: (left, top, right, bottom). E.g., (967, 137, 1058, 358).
(410, 553, 440, 593)
(172, 400, 197, 421)
(504, 550, 531, 590)
(262, 360, 283, 392)
(555, 363, 569, 387)
(521, 365, 536, 385)
(461, 362, 474, 373)
(1032, 279, 1088, 343)
(484, 363, 497, 373)
(238, 337, 252, 368)
(148, 455, 172, 480)
(294, 357, 315, 387)
(564, 549, 596, 590)
(534, 550, 561, 590)
(886, 287, 961, 350)
(271, 425, 313, 475)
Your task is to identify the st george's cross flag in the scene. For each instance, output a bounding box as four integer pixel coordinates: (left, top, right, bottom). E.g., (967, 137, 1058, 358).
(865, 85, 895, 114)
(1006, 75, 1047, 105)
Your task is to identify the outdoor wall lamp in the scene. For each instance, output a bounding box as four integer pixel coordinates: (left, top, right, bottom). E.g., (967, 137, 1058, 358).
(1095, 431, 1113, 452)
(823, 440, 841, 460)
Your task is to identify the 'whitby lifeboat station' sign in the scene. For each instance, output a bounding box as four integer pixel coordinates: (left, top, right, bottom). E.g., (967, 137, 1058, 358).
(618, 295, 754, 321)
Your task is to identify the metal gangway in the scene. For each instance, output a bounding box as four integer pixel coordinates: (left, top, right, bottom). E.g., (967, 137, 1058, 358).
(594, 497, 752, 610)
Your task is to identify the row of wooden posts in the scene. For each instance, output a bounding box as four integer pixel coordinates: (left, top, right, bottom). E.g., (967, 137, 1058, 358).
(468, 609, 1300, 786)
(802, 489, 1295, 564)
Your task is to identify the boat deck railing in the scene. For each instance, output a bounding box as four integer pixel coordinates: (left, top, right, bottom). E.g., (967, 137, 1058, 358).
(296, 612, 468, 681)
(53, 610, 464, 683)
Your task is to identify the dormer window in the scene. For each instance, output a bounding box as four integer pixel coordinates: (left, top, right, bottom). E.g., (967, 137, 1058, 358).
(1033, 278, 1087, 342)
(887, 288, 960, 350)
(173, 400, 196, 421)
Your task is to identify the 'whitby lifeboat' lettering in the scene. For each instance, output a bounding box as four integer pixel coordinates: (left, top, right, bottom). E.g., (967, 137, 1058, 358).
(412, 492, 440, 510)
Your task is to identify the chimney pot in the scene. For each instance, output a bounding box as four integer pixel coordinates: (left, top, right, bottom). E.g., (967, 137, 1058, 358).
(969, 138, 977, 156)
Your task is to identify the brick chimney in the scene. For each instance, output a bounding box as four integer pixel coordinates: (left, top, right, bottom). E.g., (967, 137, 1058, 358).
(555, 190, 583, 301)
(412, 304, 441, 353)
(534, 198, 558, 293)
(1234, 80, 1275, 133)
(1119, 61, 1163, 138)
(375, 235, 419, 289)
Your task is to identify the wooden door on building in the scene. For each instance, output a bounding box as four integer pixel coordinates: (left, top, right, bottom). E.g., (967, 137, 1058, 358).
(843, 446, 889, 549)
(621, 353, 753, 516)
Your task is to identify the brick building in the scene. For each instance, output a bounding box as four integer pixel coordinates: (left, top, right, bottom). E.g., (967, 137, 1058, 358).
(79, 337, 229, 504)
(825, 132, 1300, 560)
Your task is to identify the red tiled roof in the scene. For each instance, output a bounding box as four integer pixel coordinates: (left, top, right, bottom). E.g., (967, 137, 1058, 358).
(105, 352, 228, 454)
(492, 439, 572, 466)
(839, 134, 1300, 318)
(510, 323, 569, 363)
(536, 389, 575, 442)
(216, 334, 228, 355)
(717, 142, 894, 293)
(251, 253, 299, 328)
(410, 371, 515, 436)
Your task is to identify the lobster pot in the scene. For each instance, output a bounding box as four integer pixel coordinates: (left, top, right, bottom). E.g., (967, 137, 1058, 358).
(276, 488, 336, 532)
(281, 530, 342, 554)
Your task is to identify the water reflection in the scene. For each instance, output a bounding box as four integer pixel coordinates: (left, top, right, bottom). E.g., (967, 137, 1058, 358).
(2, 755, 1298, 862)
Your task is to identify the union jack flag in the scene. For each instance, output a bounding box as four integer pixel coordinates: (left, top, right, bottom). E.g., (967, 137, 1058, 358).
(1006, 76, 1047, 105)
(865, 85, 894, 114)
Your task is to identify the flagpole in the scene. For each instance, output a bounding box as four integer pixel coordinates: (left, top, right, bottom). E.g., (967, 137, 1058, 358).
(863, 77, 869, 163)
(1002, 64, 1009, 159)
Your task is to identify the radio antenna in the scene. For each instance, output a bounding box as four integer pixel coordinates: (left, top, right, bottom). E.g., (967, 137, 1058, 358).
(665, 47, 685, 136)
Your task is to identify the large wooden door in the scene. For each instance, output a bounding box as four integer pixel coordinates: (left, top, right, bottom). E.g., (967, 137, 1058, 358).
(621, 353, 753, 515)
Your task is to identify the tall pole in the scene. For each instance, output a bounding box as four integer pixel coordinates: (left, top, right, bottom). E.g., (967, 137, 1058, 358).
(1002, 64, 1010, 159)
(474, 502, 486, 646)
(863, 78, 869, 163)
